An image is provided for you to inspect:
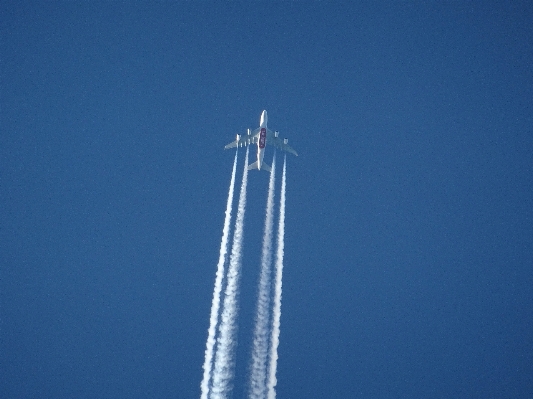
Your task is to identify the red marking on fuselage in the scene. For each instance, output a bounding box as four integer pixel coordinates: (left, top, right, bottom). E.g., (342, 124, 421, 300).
(259, 128, 266, 149)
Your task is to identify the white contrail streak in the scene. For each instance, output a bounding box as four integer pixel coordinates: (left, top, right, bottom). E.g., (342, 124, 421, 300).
(267, 155, 287, 399)
(211, 147, 250, 399)
(200, 151, 238, 399)
(249, 154, 277, 399)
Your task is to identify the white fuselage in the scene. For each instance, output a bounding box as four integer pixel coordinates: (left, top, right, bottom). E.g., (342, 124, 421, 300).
(257, 110, 268, 170)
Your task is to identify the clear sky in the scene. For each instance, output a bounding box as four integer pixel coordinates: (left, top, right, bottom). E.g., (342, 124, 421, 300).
(2, 2, 532, 398)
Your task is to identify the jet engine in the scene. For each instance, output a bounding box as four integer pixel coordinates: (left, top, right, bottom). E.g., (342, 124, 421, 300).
(275, 131, 279, 138)
(247, 128, 252, 135)
(284, 138, 288, 144)
(236, 134, 241, 141)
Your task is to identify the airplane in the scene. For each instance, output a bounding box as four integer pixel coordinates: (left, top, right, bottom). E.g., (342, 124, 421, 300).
(224, 110, 298, 172)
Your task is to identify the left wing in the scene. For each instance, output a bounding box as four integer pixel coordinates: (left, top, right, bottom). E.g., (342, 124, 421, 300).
(266, 129, 298, 156)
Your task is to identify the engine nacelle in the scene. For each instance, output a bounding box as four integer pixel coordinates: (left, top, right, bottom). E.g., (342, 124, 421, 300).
(284, 138, 288, 144)
(236, 134, 241, 141)
(274, 130, 279, 138)
(247, 128, 252, 135)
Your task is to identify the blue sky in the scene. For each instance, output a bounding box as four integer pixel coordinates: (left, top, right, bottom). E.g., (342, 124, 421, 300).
(2, 2, 532, 398)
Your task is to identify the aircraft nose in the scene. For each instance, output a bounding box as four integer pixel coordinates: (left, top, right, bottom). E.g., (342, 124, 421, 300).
(260, 110, 268, 127)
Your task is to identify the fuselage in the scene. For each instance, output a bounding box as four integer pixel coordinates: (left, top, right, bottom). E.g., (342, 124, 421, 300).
(257, 110, 268, 170)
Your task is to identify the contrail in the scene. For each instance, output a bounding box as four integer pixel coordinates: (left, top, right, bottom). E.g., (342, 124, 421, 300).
(200, 150, 238, 399)
(267, 155, 287, 399)
(249, 153, 277, 399)
(211, 147, 250, 399)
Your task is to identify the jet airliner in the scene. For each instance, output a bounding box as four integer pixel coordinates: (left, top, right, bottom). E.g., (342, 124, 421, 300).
(224, 110, 298, 172)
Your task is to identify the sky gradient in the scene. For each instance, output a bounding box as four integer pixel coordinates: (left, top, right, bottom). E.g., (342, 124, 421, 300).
(2, 2, 532, 398)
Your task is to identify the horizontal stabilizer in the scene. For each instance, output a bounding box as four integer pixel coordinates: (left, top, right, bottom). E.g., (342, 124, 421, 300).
(247, 161, 271, 172)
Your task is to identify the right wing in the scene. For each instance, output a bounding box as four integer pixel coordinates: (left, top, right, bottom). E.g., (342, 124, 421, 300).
(224, 128, 260, 149)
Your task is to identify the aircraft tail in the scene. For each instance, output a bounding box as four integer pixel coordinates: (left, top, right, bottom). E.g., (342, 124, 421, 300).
(248, 161, 271, 172)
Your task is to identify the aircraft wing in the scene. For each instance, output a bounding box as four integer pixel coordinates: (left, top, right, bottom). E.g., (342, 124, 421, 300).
(224, 128, 260, 149)
(224, 139, 240, 149)
(266, 129, 298, 156)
